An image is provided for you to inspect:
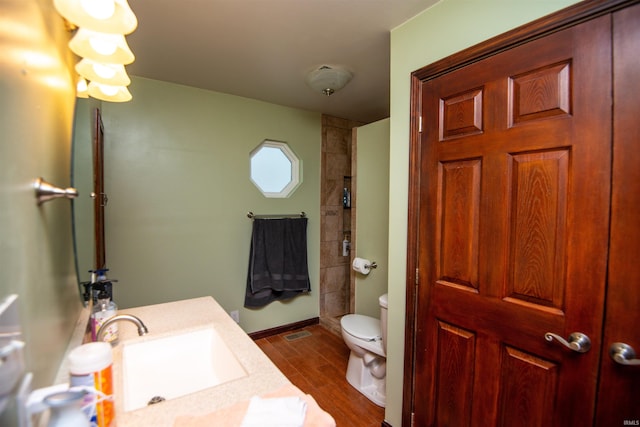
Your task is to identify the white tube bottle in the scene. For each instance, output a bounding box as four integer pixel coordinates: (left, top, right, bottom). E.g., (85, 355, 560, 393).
(342, 234, 351, 257)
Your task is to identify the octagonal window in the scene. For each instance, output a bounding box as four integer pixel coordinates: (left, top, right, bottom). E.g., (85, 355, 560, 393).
(250, 140, 301, 198)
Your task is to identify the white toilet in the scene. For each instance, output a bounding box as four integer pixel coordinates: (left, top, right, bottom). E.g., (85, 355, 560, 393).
(340, 293, 388, 407)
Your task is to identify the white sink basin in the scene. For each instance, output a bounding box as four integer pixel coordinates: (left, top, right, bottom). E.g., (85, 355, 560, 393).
(121, 327, 247, 412)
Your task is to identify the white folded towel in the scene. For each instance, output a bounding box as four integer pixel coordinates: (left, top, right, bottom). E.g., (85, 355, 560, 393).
(240, 395, 308, 427)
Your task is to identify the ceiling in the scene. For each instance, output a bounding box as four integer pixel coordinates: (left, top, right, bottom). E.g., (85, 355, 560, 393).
(125, 0, 437, 124)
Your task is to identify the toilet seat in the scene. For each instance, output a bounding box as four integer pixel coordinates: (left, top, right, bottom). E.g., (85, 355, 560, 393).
(341, 314, 381, 341)
(341, 314, 385, 356)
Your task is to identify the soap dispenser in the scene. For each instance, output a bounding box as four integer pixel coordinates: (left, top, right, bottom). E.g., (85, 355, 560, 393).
(84, 268, 115, 309)
(90, 289, 118, 343)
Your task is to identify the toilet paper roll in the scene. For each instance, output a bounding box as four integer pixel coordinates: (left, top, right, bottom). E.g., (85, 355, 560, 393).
(352, 257, 371, 275)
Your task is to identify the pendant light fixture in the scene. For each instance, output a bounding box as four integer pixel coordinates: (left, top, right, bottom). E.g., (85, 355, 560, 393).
(76, 76, 89, 98)
(75, 58, 131, 86)
(53, 0, 137, 34)
(55, 0, 138, 101)
(87, 81, 132, 102)
(69, 28, 135, 64)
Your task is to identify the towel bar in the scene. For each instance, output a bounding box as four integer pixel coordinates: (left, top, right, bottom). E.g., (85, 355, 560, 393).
(247, 211, 306, 219)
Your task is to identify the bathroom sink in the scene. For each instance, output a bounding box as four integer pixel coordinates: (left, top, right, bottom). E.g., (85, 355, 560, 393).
(121, 327, 247, 412)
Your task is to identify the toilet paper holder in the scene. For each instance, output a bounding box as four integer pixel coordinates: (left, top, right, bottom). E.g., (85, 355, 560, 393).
(352, 257, 378, 275)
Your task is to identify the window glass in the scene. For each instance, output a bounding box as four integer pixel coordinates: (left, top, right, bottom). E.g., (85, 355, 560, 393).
(250, 140, 301, 197)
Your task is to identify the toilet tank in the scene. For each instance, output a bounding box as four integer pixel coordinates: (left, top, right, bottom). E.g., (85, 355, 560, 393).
(379, 293, 388, 352)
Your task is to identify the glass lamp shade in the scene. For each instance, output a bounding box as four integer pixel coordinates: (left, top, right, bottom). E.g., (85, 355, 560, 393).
(87, 81, 132, 102)
(53, 0, 137, 34)
(76, 76, 89, 98)
(306, 65, 353, 96)
(75, 58, 131, 86)
(69, 28, 134, 64)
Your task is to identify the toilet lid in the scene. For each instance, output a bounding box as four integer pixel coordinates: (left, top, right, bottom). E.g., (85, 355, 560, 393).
(341, 314, 381, 341)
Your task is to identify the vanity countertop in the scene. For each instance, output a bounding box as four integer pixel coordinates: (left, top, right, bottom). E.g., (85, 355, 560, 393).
(107, 296, 289, 426)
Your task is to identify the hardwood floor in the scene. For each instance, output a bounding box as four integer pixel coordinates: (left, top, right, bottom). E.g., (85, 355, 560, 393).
(255, 324, 386, 427)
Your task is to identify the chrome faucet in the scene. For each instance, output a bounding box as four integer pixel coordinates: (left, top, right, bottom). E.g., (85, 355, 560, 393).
(97, 314, 149, 342)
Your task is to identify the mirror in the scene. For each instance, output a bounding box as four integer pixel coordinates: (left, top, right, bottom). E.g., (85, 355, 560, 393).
(71, 99, 101, 294)
(249, 140, 301, 198)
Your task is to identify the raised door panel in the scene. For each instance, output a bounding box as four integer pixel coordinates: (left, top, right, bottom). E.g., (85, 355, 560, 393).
(440, 88, 484, 140)
(497, 347, 558, 427)
(437, 159, 481, 290)
(433, 322, 475, 426)
(509, 62, 571, 125)
(506, 150, 569, 310)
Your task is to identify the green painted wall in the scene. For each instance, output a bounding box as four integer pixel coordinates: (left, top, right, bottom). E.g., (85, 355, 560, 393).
(0, 1, 80, 423)
(94, 77, 322, 333)
(386, 0, 581, 425)
(354, 118, 390, 318)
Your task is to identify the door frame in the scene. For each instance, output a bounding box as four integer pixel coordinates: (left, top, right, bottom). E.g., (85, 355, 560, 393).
(403, 1, 638, 425)
(92, 108, 106, 270)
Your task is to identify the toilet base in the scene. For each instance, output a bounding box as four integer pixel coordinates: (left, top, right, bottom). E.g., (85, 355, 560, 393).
(345, 352, 386, 407)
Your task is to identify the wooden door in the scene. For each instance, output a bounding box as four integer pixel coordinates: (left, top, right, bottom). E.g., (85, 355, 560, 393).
(595, 4, 640, 425)
(93, 108, 106, 270)
(413, 15, 612, 426)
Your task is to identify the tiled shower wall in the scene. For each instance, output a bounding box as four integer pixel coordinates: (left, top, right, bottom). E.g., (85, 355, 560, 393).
(319, 115, 361, 324)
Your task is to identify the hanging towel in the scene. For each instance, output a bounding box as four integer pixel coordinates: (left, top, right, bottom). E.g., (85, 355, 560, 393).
(244, 218, 311, 308)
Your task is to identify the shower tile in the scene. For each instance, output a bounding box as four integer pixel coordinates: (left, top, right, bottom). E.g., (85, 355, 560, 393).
(321, 266, 348, 293)
(325, 127, 349, 154)
(321, 241, 348, 266)
(323, 291, 349, 317)
(326, 153, 348, 180)
(323, 179, 344, 207)
(321, 209, 342, 242)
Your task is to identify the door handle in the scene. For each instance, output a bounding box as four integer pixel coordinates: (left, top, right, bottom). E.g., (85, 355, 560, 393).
(609, 343, 640, 366)
(544, 332, 591, 353)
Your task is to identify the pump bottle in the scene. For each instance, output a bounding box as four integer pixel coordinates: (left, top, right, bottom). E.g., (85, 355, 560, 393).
(90, 290, 118, 343)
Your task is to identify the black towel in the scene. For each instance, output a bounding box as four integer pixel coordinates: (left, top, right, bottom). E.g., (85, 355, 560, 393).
(244, 217, 311, 308)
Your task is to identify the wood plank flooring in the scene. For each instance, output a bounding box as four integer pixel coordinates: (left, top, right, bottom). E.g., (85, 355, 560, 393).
(255, 324, 385, 427)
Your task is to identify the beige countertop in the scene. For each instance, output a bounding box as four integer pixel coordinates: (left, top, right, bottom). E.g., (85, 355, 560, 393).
(81, 297, 289, 426)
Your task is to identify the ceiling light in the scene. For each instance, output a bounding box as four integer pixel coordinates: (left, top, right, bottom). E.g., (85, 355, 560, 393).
(53, 0, 137, 34)
(306, 65, 353, 96)
(87, 81, 132, 102)
(69, 28, 135, 64)
(76, 58, 131, 86)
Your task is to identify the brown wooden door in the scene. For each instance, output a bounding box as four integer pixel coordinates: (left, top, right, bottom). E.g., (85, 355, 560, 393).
(414, 16, 612, 426)
(595, 4, 640, 425)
